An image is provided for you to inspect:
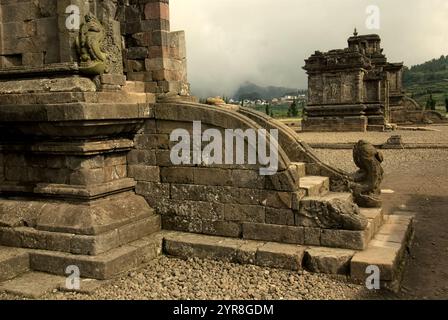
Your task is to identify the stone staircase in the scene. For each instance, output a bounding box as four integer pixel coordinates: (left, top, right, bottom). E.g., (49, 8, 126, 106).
(157, 163, 414, 291)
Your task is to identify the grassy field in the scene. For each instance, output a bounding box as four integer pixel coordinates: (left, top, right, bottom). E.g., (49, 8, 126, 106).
(405, 80, 448, 108)
(247, 103, 304, 119)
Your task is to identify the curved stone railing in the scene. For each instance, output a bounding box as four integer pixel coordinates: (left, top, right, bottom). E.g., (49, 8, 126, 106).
(402, 95, 423, 111)
(128, 100, 371, 242)
(237, 107, 352, 192)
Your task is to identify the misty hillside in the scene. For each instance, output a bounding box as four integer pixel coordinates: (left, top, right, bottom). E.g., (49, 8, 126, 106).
(404, 55, 448, 106)
(233, 82, 305, 100)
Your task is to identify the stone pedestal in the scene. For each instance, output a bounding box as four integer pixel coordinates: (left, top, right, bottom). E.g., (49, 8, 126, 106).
(0, 75, 161, 279)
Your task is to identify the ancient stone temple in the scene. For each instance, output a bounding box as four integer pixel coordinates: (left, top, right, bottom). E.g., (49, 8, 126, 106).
(303, 31, 405, 132)
(0, 2, 413, 295)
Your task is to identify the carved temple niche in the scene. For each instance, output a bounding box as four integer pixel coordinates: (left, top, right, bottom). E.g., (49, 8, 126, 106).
(340, 73, 358, 104)
(308, 75, 324, 105)
(364, 81, 380, 103)
(323, 75, 342, 104)
(87, 0, 124, 75)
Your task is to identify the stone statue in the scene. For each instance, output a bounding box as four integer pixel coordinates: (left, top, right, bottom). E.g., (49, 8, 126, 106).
(77, 13, 108, 75)
(351, 140, 384, 208)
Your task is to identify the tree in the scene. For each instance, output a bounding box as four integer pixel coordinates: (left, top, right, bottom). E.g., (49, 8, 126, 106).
(270, 111, 274, 118)
(445, 95, 448, 113)
(265, 104, 271, 116)
(288, 99, 299, 118)
(426, 94, 436, 110)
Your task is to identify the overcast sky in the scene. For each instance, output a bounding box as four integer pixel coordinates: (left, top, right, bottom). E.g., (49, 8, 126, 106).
(170, 0, 448, 97)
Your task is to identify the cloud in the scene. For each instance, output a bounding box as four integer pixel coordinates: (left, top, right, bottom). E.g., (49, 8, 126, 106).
(170, 0, 448, 97)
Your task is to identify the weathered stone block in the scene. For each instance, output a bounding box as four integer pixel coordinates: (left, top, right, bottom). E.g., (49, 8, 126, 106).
(100, 74, 126, 86)
(29, 236, 161, 280)
(351, 246, 400, 282)
(163, 233, 238, 262)
(162, 215, 203, 233)
(266, 192, 293, 209)
(128, 165, 160, 182)
(127, 149, 157, 165)
(265, 208, 295, 226)
(136, 134, 170, 149)
(0, 247, 29, 282)
(304, 247, 355, 275)
(224, 204, 266, 223)
(231, 169, 265, 189)
(193, 168, 233, 186)
(136, 181, 170, 201)
(304, 227, 322, 246)
(160, 167, 194, 184)
(202, 221, 241, 238)
(69, 168, 105, 185)
(144, 2, 170, 20)
(321, 229, 369, 250)
(171, 184, 219, 202)
(256, 242, 305, 271)
(242, 223, 305, 245)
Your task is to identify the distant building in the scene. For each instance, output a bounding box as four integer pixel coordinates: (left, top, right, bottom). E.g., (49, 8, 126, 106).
(302, 31, 404, 132)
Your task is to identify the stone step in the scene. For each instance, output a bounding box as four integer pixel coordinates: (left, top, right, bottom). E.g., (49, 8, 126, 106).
(360, 207, 385, 237)
(299, 176, 330, 196)
(28, 234, 163, 280)
(242, 191, 375, 251)
(0, 272, 64, 299)
(163, 231, 306, 271)
(290, 162, 307, 178)
(0, 215, 161, 256)
(301, 191, 353, 204)
(0, 246, 30, 282)
(0, 271, 107, 298)
(350, 212, 415, 291)
(163, 231, 357, 277)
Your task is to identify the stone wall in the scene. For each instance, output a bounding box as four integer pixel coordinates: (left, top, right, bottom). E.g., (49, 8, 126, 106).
(0, 0, 61, 67)
(120, 0, 189, 95)
(1, 152, 127, 190)
(0, 0, 189, 96)
(130, 103, 296, 239)
(127, 102, 370, 250)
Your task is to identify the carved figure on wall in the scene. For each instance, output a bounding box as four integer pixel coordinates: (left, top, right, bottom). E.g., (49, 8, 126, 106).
(77, 13, 108, 75)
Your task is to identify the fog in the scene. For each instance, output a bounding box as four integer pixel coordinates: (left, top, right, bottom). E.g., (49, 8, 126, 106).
(170, 0, 448, 98)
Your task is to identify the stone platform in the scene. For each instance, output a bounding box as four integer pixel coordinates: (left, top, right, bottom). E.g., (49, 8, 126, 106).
(0, 210, 413, 297)
(162, 210, 414, 291)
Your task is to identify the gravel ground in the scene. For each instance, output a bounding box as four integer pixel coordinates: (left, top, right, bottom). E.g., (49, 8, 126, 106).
(0, 256, 385, 300)
(313, 149, 448, 173)
(299, 125, 448, 145)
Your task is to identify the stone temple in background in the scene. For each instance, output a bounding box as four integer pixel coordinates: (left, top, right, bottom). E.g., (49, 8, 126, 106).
(302, 31, 446, 132)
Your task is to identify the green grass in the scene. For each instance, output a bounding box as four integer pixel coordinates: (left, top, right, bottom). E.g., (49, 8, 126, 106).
(405, 80, 448, 108)
(246, 103, 304, 119)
